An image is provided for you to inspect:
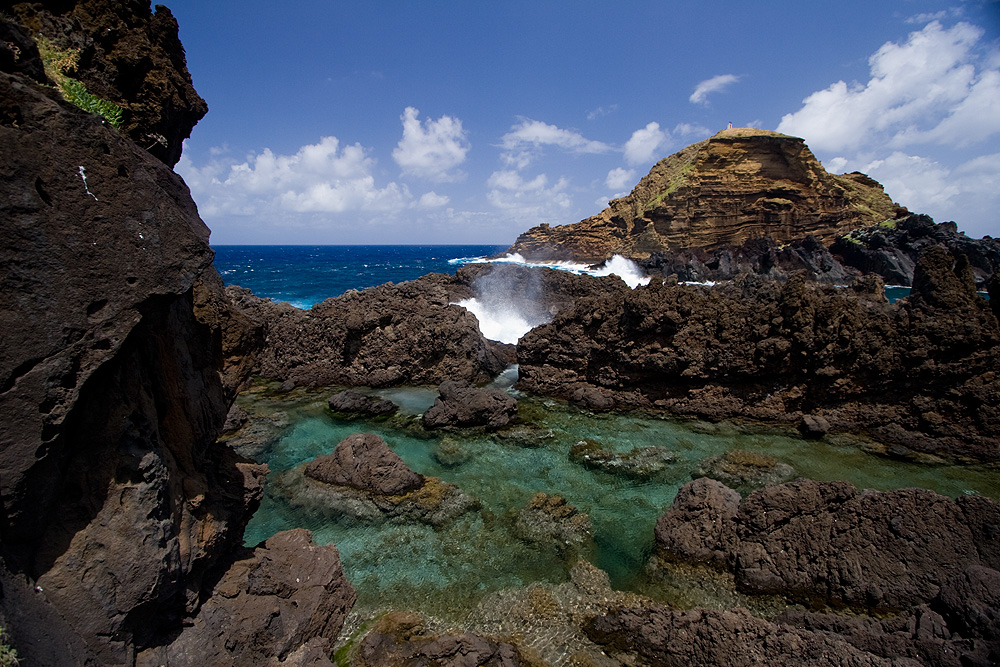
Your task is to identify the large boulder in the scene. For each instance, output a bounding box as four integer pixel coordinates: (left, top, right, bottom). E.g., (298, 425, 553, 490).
(304, 432, 423, 496)
(422, 380, 518, 430)
(136, 529, 356, 667)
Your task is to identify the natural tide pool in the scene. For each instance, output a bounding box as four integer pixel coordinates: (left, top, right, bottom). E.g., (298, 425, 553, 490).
(233, 379, 1000, 622)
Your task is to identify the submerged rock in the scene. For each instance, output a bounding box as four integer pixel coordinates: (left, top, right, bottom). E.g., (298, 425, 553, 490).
(570, 439, 676, 479)
(350, 611, 528, 667)
(422, 380, 518, 430)
(693, 449, 795, 490)
(513, 492, 593, 553)
(432, 436, 470, 467)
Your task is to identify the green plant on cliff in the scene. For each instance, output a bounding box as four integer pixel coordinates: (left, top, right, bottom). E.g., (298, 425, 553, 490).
(34, 35, 124, 130)
(0, 626, 18, 667)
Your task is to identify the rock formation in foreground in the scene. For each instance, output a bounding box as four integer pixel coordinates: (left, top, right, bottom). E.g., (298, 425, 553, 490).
(0, 6, 353, 664)
(517, 246, 1000, 461)
(228, 262, 630, 389)
(507, 128, 903, 262)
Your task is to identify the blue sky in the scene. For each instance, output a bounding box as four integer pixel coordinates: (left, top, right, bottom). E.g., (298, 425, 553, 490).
(169, 1, 1000, 245)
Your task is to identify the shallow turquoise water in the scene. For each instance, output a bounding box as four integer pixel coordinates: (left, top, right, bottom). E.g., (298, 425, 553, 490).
(238, 383, 1000, 620)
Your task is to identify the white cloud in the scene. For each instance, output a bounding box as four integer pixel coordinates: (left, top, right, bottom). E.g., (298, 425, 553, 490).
(392, 107, 470, 182)
(500, 118, 612, 167)
(624, 122, 668, 166)
(416, 191, 450, 208)
(673, 122, 712, 138)
(774, 19, 1000, 237)
(605, 167, 636, 190)
(587, 104, 619, 120)
(486, 169, 572, 222)
(176, 136, 411, 218)
(777, 22, 995, 151)
(689, 74, 740, 105)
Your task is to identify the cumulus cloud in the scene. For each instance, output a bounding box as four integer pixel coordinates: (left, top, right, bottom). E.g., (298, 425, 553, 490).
(689, 74, 740, 105)
(486, 169, 572, 223)
(417, 191, 450, 208)
(587, 104, 619, 120)
(500, 118, 612, 167)
(777, 22, 998, 151)
(605, 167, 636, 190)
(392, 107, 470, 182)
(624, 122, 669, 165)
(673, 122, 712, 138)
(775, 20, 1000, 237)
(176, 136, 411, 218)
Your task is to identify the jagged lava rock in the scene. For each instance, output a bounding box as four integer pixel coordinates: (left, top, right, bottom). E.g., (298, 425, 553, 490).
(305, 432, 423, 496)
(136, 529, 356, 667)
(517, 246, 1000, 460)
(507, 128, 902, 262)
(584, 604, 914, 667)
(0, 14, 268, 662)
(422, 379, 518, 430)
(654, 478, 1000, 612)
(12, 0, 208, 166)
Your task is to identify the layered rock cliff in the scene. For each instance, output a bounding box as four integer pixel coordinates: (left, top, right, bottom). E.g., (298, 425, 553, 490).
(507, 128, 904, 262)
(0, 6, 352, 664)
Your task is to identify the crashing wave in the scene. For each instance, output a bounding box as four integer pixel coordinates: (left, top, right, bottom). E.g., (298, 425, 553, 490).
(450, 253, 650, 289)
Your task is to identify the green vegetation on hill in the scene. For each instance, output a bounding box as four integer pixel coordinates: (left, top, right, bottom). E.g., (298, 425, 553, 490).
(34, 35, 124, 130)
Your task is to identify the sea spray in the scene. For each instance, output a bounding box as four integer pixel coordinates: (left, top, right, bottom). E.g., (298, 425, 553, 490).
(453, 253, 651, 289)
(455, 266, 552, 344)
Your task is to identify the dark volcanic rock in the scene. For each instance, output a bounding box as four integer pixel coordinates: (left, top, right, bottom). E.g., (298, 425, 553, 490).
(327, 390, 398, 418)
(352, 611, 527, 667)
(832, 214, 1000, 288)
(304, 432, 423, 496)
(11, 1, 208, 166)
(422, 380, 518, 430)
(292, 433, 478, 526)
(584, 605, 912, 667)
(517, 246, 1000, 460)
(136, 529, 356, 667)
(654, 478, 1000, 613)
(0, 20, 269, 663)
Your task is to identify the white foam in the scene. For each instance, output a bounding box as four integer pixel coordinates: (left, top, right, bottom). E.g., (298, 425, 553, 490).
(454, 253, 651, 289)
(455, 297, 548, 345)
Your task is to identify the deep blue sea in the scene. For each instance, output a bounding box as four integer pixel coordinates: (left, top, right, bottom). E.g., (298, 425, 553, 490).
(213, 245, 507, 309)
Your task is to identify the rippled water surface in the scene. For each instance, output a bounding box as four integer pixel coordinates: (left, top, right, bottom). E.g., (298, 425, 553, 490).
(237, 382, 1000, 621)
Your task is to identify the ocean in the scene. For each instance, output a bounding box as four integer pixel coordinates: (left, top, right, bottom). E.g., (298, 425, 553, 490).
(213, 245, 508, 309)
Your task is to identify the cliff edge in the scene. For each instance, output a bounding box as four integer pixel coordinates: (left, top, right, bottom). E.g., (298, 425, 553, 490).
(507, 128, 904, 262)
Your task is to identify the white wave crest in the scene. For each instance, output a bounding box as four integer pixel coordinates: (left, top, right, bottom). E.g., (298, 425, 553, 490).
(452, 253, 650, 289)
(455, 297, 547, 345)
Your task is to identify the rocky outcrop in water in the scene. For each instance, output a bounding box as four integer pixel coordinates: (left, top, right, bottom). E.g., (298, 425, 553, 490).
(422, 380, 518, 430)
(284, 433, 479, 526)
(654, 478, 1000, 613)
(569, 440, 676, 479)
(513, 492, 593, 552)
(517, 246, 1000, 461)
(11, 0, 208, 166)
(0, 8, 352, 663)
(692, 449, 795, 491)
(507, 129, 902, 262)
(328, 389, 399, 418)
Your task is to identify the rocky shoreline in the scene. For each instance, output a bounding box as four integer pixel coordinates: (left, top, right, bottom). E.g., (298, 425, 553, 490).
(1, 3, 998, 665)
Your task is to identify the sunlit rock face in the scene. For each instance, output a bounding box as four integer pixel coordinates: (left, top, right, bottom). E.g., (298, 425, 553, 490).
(507, 128, 903, 262)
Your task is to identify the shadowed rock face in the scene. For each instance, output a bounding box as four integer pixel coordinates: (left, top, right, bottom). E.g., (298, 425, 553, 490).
(0, 10, 353, 665)
(507, 129, 903, 262)
(11, 0, 208, 166)
(517, 246, 1000, 461)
